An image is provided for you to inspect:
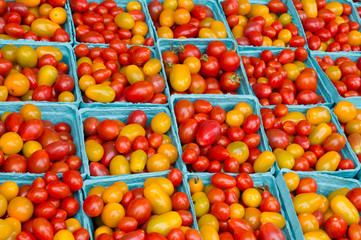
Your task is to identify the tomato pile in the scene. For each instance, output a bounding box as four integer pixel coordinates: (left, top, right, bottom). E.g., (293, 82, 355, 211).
(333, 101, 361, 162)
(262, 104, 355, 172)
(83, 172, 202, 240)
(174, 99, 277, 173)
(0, 104, 81, 174)
(70, 0, 154, 45)
(0, 0, 70, 42)
(294, 0, 361, 51)
(221, 0, 307, 47)
(161, 41, 243, 94)
(83, 110, 179, 176)
(0, 45, 76, 103)
(242, 48, 326, 106)
(75, 43, 167, 104)
(190, 172, 286, 239)
(316, 55, 361, 98)
(148, 0, 228, 39)
(0, 170, 88, 239)
(283, 171, 361, 239)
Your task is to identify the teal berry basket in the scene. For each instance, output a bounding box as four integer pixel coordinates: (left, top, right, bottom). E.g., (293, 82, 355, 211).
(79, 106, 186, 179)
(237, 47, 334, 107)
(70, 0, 156, 47)
(170, 94, 276, 175)
(0, 42, 81, 107)
(262, 104, 360, 178)
(186, 172, 294, 239)
(74, 44, 170, 108)
(82, 171, 198, 240)
(157, 38, 251, 95)
(276, 169, 361, 240)
(0, 103, 86, 180)
(146, 0, 233, 40)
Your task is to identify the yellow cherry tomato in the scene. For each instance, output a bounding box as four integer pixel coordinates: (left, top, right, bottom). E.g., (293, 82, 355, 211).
(109, 155, 131, 175)
(0, 86, 8, 102)
(37, 65, 58, 86)
(88, 186, 106, 197)
(143, 59, 162, 76)
(238, 0, 251, 15)
(159, 9, 174, 27)
(39, 3, 53, 16)
(327, 188, 350, 203)
(79, 75, 96, 92)
(0, 219, 12, 240)
(286, 144, 304, 159)
(283, 172, 300, 192)
(346, 119, 361, 135)
(144, 183, 172, 215)
(119, 124, 145, 142)
(115, 12, 134, 30)
(19, 104, 41, 121)
(189, 177, 203, 194)
(59, 91, 75, 102)
(319, 195, 329, 213)
(210, 21, 227, 38)
(65, 218, 81, 233)
(273, 39, 286, 47)
(226, 110, 244, 127)
(198, 214, 219, 232)
(31, 19, 60, 37)
(157, 27, 174, 38)
(163, 0, 177, 10)
(315, 151, 341, 171)
(0, 181, 18, 202)
(243, 207, 262, 229)
(174, 8, 190, 25)
(279, 13, 292, 26)
(247, 4, 269, 18)
(325, 1, 343, 16)
(334, 101, 357, 123)
(127, 1, 142, 11)
(178, 0, 194, 12)
(129, 149, 147, 173)
(302, 0, 318, 17)
(101, 203, 125, 228)
(144, 178, 174, 196)
(151, 112, 171, 134)
(85, 140, 104, 162)
(298, 213, 319, 233)
(5, 217, 21, 235)
(0, 132, 23, 155)
(274, 148, 295, 169)
(112, 182, 129, 194)
(102, 185, 123, 204)
(331, 195, 359, 225)
(36, 46, 62, 62)
(230, 203, 245, 219)
(264, 13, 275, 26)
(260, 212, 286, 229)
(132, 21, 148, 37)
(200, 224, 219, 240)
(278, 29, 292, 44)
(183, 57, 201, 74)
(242, 188, 262, 207)
(232, 25, 243, 38)
(147, 211, 182, 236)
(306, 107, 331, 125)
(170, 64, 191, 92)
(7, 197, 34, 222)
(85, 84, 115, 103)
(283, 63, 300, 81)
(15, 0, 40, 7)
(234, 102, 253, 117)
(294, 61, 307, 72)
(308, 123, 332, 145)
(54, 230, 75, 240)
(0, 194, 7, 217)
(126, 65, 144, 84)
(349, 133, 361, 155)
(49, 7, 67, 25)
(348, 31, 361, 46)
(325, 66, 341, 81)
(293, 193, 322, 214)
(281, 111, 306, 124)
(198, 28, 217, 38)
(227, 141, 249, 164)
(200, 17, 215, 28)
(192, 192, 210, 217)
(304, 230, 331, 240)
(253, 150, 276, 173)
(157, 143, 178, 164)
(16, 46, 37, 68)
(146, 153, 170, 172)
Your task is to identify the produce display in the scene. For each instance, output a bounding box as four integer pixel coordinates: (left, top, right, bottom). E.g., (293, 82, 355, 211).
(0, 104, 82, 174)
(83, 110, 179, 176)
(0, 45, 76, 103)
(281, 171, 361, 239)
(173, 98, 276, 173)
(71, 0, 155, 45)
(75, 43, 167, 104)
(4, 0, 361, 238)
(294, 0, 361, 51)
(262, 104, 356, 173)
(0, 171, 88, 239)
(190, 172, 287, 240)
(82, 172, 202, 239)
(242, 48, 330, 106)
(0, 0, 70, 42)
(221, 0, 307, 47)
(315, 54, 361, 98)
(161, 41, 243, 94)
(148, 0, 229, 39)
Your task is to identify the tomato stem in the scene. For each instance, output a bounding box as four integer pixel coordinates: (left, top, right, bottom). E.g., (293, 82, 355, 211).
(254, 184, 270, 191)
(177, 43, 185, 53)
(227, 73, 242, 83)
(164, 60, 174, 68)
(200, 54, 208, 62)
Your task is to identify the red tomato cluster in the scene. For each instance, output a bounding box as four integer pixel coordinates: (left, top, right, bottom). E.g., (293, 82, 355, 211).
(0, 0, 70, 42)
(0, 104, 81, 174)
(162, 41, 242, 94)
(242, 48, 325, 106)
(75, 42, 167, 104)
(316, 55, 361, 98)
(174, 99, 273, 174)
(222, 0, 307, 47)
(71, 0, 154, 45)
(83, 170, 202, 240)
(283, 172, 361, 239)
(262, 104, 354, 172)
(191, 172, 286, 240)
(294, 0, 361, 51)
(0, 45, 75, 103)
(0, 170, 88, 239)
(148, 0, 228, 39)
(83, 110, 178, 176)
